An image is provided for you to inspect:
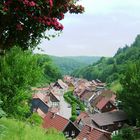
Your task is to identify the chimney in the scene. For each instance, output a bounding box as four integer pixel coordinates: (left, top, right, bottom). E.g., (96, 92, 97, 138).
(51, 113, 56, 118)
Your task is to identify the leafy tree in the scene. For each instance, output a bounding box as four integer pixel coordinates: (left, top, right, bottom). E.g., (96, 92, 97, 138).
(72, 35, 140, 84)
(112, 127, 135, 140)
(0, 0, 84, 51)
(0, 46, 42, 119)
(0, 99, 6, 118)
(36, 54, 62, 83)
(43, 61, 62, 82)
(27, 113, 42, 126)
(118, 61, 140, 125)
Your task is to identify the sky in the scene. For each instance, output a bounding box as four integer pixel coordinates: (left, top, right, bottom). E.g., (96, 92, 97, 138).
(35, 0, 140, 57)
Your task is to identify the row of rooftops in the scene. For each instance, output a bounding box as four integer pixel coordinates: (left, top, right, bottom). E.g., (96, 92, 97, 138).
(42, 111, 113, 140)
(64, 75, 106, 88)
(32, 76, 127, 140)
(32, 79, 69, 114)
(41, 110, 127, 140)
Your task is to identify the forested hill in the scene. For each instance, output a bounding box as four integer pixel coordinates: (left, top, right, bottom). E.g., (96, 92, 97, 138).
(50, 56, 100, 75)
(72, 35, 140, 83)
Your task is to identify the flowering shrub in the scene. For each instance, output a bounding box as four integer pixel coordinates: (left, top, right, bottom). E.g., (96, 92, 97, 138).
(0, 0, 84, 50)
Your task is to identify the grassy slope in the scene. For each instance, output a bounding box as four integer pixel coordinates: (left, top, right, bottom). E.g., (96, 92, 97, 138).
(0, 118, 65, 140)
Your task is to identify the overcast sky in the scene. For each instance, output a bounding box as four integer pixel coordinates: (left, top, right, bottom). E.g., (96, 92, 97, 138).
(36, 0, 140, 57)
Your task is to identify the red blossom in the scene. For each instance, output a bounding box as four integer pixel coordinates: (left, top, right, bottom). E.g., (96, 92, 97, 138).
(4, 0, 13, 6)
(1, 0, 84, 33)
(29, 1, 36, 7)
(49, 0, 53, 7)
(23, 0, 29, 5)
(14, 7, 19, 11)
(16, 23, 24, 31)
(3, 7, 8, 12)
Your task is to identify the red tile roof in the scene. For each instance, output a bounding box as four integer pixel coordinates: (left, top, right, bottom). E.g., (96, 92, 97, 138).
(32, 93, 50, 104)
(76, 125, 111, 140)
(43, 111, 69, 131)
(96, 98, 110, 110)
(110, 94, 116, 102)
(76, 112, 89, 121)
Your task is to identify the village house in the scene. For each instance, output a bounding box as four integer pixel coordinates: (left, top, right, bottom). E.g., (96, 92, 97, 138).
(94, 97, 117, 113)
(43, 111, 80, 138)
(92, 79, 106, 90)
(75, 111, 128, 133)
(31, 87, 61, 116)
(78, 88, 96, 110)
(74, 112, 93, 130)
(90, 89, 117, 113)
(53, 79, 68, 93)
(48, 90, 60, 107)
(91, 110, 128, 132)
(31, 93, 49, 114)
(63, 75, 74, 85)
(74, 112, 111, 140)
(76, 125, 111, 140)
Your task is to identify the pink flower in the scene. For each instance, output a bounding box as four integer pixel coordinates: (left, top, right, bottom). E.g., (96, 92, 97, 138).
(45, 0, 53, 8)
(16, 23, 23, 31)
(14, 7, 19, 11)
(29, 1, 36, 7)
(23, 0, 29, 5)
(49, 0, 53, 7)
(3, 7, 8, 12)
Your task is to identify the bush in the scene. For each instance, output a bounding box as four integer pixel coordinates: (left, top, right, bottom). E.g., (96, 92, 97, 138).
(79, 103, 85, 111)
(71, 103, 77, 116)
(27, 113, 42, 126)
(112, 127, 135, 140)
(64, 90, 86, 117)
(70, 115, 77, 122)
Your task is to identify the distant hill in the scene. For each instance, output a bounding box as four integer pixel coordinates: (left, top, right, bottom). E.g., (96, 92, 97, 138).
(50, 56, 101, 75)
(72, 35, 140, 83)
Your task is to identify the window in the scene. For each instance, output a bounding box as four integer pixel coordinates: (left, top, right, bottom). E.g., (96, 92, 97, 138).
(110, 105, 112, 108)
(106, 105, 109, 109)
(118, 122, 122, 127)
(65, 131, 69, 137)
(71, 131, 75, 136)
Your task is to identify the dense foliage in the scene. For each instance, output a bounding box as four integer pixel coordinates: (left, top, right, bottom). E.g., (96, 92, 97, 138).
(72, 35, 140, 85)
(0, 47, 61, 119)
(0, 118, 65, 140)
(64, 91, 85, 121)
(51, 56, 100, 75)
(112, 127, 135, 140)
(0, 100, 6, 118)
(0, 0, 84, 50)
(0, 47, 42, 119)
(118, 61, 140, 126)
(36, 54, 62, 83)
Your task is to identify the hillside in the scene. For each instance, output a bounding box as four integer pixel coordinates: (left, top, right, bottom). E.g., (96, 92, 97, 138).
(72, 35, 140, 85)
(50, 56, 100, 75)
(0, 118, 65, 140)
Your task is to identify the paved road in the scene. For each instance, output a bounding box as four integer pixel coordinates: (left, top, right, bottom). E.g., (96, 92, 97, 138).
(59, 94, 71, 119)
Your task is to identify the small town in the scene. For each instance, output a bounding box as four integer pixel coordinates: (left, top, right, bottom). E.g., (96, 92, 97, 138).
(31, 75, 128, 140)
(1, 0, 140, 140)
